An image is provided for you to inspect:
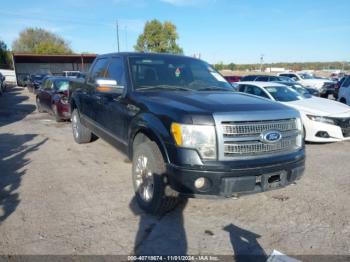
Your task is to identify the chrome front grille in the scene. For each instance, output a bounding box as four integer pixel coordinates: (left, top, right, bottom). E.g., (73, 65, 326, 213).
(215, 117, 301, 160)
(222, 119, 297, 136)
(224, 136, 297, 156)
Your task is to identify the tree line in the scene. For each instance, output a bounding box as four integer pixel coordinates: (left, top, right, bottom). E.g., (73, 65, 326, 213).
(213, 61, 350, 72)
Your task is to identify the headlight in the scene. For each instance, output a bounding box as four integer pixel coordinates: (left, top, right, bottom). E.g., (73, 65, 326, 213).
(171, 123, 217, 160)
(295, 118, 303, 148)
(306, 115, 335, 125)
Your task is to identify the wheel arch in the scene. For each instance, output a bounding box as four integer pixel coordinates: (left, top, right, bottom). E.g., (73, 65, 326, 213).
(130, 128, 169, 164)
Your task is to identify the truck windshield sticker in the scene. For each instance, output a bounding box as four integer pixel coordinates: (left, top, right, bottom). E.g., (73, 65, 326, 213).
(211, 72, 227, 82)
(175, 68, 181, 78)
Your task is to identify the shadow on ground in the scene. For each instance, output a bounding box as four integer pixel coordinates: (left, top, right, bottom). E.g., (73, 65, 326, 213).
(0, 133, 47, 224)
(224, 223, 267, 262)
(0, 86, 36, 128)
(130, 197, 188, 255)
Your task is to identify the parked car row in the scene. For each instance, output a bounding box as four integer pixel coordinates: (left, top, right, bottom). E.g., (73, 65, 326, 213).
(238, 74, 320, 96)
(224, 72, 337, 98)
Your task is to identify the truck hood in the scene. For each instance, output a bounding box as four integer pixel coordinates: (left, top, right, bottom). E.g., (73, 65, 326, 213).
(283, 97, 350, 117)
(137, 91, 298, 124)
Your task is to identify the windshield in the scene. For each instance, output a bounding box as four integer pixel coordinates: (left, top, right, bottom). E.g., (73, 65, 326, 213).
(299, 73, 313, 79)
(278, 76, 295, 83)
(129, 55, 232, 91)
(265, 86, 306, 102)
(290, 84, 311, 96)
(55, 80, 69, 91)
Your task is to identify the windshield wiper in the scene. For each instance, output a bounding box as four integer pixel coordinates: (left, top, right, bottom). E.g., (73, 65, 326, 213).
(138, 85, 192, 91)
(197, 86, 233, 92)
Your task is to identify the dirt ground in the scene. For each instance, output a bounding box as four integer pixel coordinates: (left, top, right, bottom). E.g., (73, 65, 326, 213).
(0, 87, 349, 259)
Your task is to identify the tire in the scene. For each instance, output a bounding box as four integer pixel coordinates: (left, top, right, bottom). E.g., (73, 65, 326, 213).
(52, 104, 62, 122)
(132, 140, 179, 215)
(36, 97, 44, 113)
(340, 98, 347, 104)
(71, 109, 92, 144)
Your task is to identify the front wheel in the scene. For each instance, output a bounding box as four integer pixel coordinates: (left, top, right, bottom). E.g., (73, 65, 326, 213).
(132, 140, 179, 215)
(71, 109, 92, 144)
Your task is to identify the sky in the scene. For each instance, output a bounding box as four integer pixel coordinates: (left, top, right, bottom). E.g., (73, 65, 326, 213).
(0, 0, 349, 64)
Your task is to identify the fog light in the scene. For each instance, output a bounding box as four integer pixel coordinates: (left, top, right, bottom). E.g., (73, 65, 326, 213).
(316, 131, 330, 138)
(194, 177, 208, 190)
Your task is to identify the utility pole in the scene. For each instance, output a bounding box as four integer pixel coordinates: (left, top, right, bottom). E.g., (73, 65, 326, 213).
(260, 54, 264, 72)
(116, 20, 120, 52)
(125, 26, 128, 51)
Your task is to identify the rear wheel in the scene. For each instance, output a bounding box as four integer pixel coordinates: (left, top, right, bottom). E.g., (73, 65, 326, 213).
(71, 109, 92, 144)
(340, 98, 347, 104)
(132, 139, 179, 215)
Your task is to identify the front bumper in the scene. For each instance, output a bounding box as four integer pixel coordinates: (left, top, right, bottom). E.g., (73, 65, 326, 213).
(304, 118, 350, 142)
(166, 157, 305, 198)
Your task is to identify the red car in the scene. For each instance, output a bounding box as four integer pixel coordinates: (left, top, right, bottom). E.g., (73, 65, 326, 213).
(36, 77, 71, 122)
(224, 75, 241, 83)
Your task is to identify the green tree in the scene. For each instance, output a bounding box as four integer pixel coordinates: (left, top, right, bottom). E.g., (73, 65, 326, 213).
(213, 62, 225, 71)
(228, 63, 236, 71)
(12, 28, 73, 54)
(0, 40, 12, 69)
(134, 20, 183, 54)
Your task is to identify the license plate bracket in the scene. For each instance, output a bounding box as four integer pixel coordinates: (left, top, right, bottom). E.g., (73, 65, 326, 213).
(261, 171, 287, 191)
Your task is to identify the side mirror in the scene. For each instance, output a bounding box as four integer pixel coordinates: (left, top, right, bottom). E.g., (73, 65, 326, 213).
(292, 77, 298, 81)
(95, 78, 124, 94)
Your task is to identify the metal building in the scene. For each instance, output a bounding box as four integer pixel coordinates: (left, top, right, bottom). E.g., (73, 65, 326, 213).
(12, 53, 97, 86)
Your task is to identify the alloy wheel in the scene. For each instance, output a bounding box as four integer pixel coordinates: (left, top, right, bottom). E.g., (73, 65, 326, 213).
(134, 155, 154, 202)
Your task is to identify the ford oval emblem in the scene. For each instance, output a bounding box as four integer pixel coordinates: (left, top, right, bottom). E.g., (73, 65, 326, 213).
(260, 130, 282, 143)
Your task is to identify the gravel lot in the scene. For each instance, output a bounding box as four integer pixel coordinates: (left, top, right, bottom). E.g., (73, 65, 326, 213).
(0, 87, 349, 258)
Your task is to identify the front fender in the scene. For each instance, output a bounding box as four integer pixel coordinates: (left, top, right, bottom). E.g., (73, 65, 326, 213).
(128, 113, 172, 163)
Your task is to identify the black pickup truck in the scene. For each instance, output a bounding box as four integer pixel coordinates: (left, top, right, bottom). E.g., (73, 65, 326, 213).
(70, 52, 305, 214)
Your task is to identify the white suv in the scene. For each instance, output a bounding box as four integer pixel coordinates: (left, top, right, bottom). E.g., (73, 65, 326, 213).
(279, 72, 335, 97)
(338, 76, 350, 105)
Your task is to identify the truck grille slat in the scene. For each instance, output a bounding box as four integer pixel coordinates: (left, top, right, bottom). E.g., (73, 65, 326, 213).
(217, 118, 300, 159)
(224, 136, 297, 156)
(222, 119, 296, 136)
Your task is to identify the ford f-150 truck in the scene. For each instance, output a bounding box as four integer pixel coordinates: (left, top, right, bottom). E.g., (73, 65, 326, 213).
(69, 52, 305, 215)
